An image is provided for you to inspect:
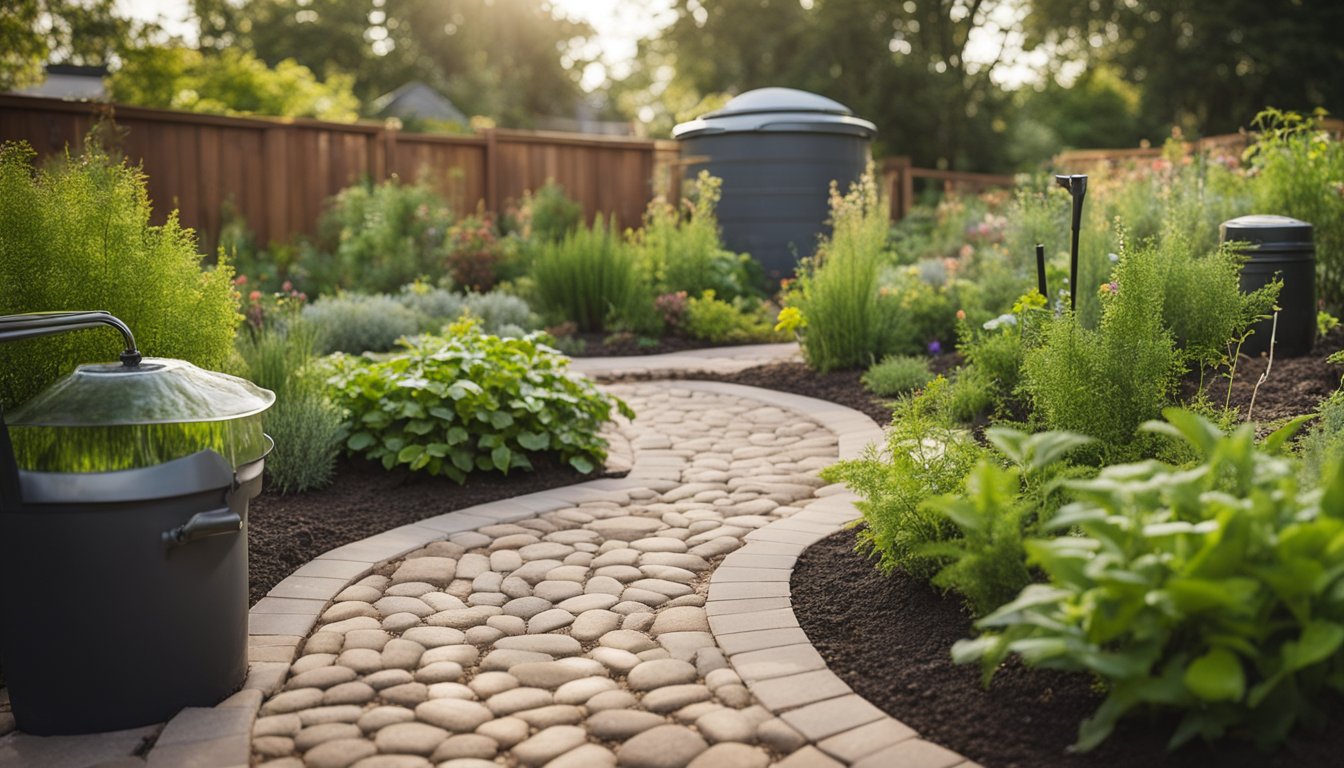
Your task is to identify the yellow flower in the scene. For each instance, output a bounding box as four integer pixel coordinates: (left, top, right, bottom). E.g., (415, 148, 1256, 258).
(774, 306, 806, 333)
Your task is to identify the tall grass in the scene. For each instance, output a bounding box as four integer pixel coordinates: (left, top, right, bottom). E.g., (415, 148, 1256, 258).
(795, 168, 894, 371)
(531, 215, 645, 333)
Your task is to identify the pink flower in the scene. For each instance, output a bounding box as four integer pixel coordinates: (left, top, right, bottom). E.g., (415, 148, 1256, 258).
(956, 309, 966, 320)
(282, 280, 293, 292)
(234, 275, 248, 286)
(249, 290, 262, 302)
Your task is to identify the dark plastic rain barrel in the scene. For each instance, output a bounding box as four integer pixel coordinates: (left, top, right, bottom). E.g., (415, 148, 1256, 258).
(1220, 214, 1316, 357)
(673, 88, 877, 283)
(0, 444, 267, 735)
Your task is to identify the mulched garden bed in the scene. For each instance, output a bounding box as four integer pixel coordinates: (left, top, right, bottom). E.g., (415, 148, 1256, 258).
(247, 456, 588, 605)
(793, 528, 1344, 768)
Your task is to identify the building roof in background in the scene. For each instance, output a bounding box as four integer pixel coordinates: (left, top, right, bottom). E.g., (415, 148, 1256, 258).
(13, 64, 108, 100)
(371, 81, 467, 124)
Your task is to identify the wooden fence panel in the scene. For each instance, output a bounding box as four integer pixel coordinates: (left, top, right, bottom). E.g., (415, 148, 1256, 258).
(0, 94, 675, 256)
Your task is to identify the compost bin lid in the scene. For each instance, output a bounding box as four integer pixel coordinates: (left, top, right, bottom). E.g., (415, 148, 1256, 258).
(672, 87, 876, 140)
(1220, 214, 1315, 246)
(8, 357, 275, 427)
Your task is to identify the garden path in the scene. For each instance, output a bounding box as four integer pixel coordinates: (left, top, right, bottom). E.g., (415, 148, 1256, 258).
(0, 368, 979, 768)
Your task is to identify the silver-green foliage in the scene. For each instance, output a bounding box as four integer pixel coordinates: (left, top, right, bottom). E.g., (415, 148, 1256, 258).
(955, 410, 1339, 753)
(0, 142, 238, 409)
(236, 319, 344, 494)
(304, 293, 425, 354)
(861, 355, 933, 397)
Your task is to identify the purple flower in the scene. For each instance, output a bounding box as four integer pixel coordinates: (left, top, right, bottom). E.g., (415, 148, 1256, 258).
(928, 340, 942, 355)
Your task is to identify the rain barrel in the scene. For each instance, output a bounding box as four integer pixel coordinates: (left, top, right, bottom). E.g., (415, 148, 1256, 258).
(1220, 214, 1316, 357)
(673, 88, 877, 284)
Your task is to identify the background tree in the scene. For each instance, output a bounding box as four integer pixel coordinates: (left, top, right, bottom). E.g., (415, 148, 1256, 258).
(191, 0, 595, 128)
(1024, 0, 1344, 137)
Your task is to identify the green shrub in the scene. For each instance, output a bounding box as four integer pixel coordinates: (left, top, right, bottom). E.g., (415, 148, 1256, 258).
(506, 180, 582, 243)
(1152, 234, 1279, 369)
(0, 142, 238, 409)
(1300, 388, 1344, 487)
(955, 410, 1337, 753)
(682, 291, 783, 344)
(862, 355, 933, 397)
(1022, 241, 1183, 459)
(822, 377, 989, 579)
(324, 319, 633, 481)
(793, 168, 893, 371)
(307, 177, 455, 296)
(633, 172, 759, 300)
(304, 293, 425, 354)
(920, 427, 1092, 616)
(1247, 109, 1344, 311)
(530, 215, 646, 333)
(236, 318, 344, 493)
(443, 213, 504, 292)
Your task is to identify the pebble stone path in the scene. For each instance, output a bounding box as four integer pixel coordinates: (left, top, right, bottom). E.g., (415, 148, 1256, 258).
(0, 371, 982, 768)
(251, 383, 840, 768)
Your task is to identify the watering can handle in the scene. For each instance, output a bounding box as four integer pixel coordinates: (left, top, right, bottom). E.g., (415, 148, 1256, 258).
(162, 507, 242, 552)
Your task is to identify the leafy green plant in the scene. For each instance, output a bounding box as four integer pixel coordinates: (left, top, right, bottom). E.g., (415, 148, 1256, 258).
(862, 355, 933, 397)
(530, 215, 648, 333)
(822, 377, 989, 578)
(682, 291, 783, 344)
(920, 427, 1093, 616)
(324, 319, 633, 481)
(236, 317, 344, 493)
(632, 172, 759, 300)
(306, 177, 456, 296)
(955, 410, 1338, 753)
(506, 180, 582, 243)
(1246, 108, 1344, 311)
(0, 141, 238, 409)
(792, 167, 895, 371)
(1300, 389, 1344, 487)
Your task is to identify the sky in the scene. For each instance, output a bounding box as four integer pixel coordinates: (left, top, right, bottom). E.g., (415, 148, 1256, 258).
(117, 0, 1041, 92)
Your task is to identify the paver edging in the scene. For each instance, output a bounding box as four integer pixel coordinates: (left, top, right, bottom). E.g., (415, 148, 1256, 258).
(688, 381, 983, 768)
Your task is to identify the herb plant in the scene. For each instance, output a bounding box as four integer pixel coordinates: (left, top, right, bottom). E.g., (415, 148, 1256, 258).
(530, 215, 648, 333)
(861, 355, 933, 397)
(955, 410, 1342, 753)
(324, 319, 633, 481)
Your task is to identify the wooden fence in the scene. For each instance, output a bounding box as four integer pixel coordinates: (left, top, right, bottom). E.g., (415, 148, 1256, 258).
(881, 156, 1016, 220)
(1054, 118, 1344, 171)
(0, 94, 680, 253)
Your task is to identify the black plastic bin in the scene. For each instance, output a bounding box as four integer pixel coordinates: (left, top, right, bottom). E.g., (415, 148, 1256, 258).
(1220, 214, 1316, 357)
(0, 444, 267, 735)
(673, 87, 876, 283)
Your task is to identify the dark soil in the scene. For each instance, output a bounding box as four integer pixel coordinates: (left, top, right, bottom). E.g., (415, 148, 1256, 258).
(566, 332, 724, 358)
(793, 528, 1344, 768)
(247, 455, 587, 605)
(1190, 325, 1344, 425)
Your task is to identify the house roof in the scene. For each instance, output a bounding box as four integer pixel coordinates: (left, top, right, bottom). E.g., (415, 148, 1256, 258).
(370, 81, 467, 124)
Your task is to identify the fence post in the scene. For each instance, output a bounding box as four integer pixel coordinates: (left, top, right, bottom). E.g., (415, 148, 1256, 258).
(484, 128, 499, 216)
(882, 156, 913, 221)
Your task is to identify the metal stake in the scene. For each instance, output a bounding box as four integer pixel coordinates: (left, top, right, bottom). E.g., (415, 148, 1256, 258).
(1055, 174, 1088, 312)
